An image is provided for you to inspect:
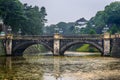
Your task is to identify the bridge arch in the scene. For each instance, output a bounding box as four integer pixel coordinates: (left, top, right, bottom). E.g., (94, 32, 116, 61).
(12, 41, 53, 56)
(60, 41, 103, 55)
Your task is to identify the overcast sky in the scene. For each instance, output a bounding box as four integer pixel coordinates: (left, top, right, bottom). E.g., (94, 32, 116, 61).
(20, 0, 119, 25)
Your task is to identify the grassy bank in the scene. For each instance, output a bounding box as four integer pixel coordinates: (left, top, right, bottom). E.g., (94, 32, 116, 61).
(76, 44, 99, 52)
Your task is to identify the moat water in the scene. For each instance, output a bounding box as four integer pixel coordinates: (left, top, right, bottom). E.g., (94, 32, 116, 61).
(0, 52, 120, 80)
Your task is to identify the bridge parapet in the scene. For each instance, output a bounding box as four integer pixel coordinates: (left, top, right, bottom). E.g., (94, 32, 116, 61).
(62, 34, 102, 39)
(114, 33, 120, 38)
(109, 33, 120, 39)
(13, 35, 53, 40)
(111, 35, 115, 39)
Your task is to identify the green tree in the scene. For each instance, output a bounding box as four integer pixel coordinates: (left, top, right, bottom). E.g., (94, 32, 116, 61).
(105, 2, 120, 25)
(85, 1, 120, 34)
(45, 22, 75, 35)
(22, 5, 47, 35)
(0, 0, 47, 35)
(89, 29, 96, 34)
(0, 0, 25, 33)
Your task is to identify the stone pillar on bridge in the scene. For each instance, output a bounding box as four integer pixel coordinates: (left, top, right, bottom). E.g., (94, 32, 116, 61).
(103, 32, 110, 56)
(5, 34, 13, 56)
(53, 33, 61, 56)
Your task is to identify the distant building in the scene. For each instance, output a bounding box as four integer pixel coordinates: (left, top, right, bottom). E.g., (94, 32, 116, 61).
(75, 17, 88, 29)
(74, 18, 88, 33)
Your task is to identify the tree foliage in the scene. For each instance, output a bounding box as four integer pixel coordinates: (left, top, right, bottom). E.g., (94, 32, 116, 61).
(44, 22, 75, 35)
(82, 1, 120, 34)
(0, 0, 47, 35)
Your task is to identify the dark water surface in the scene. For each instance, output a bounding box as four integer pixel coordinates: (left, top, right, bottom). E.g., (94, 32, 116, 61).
(0, 52, 120, 80)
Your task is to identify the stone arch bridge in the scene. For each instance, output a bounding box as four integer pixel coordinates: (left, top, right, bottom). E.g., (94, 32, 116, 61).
(1, 33, 120, 57)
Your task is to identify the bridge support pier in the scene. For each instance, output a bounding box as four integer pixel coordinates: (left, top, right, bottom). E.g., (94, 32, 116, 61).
(5, 35, 13, 56)
(53, 33, 60, 56)
(103, 33, 110, 56)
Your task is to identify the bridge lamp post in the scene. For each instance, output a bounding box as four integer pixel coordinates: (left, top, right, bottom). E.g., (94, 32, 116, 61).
(18, 28, 22, 35)
(59, 28, 63, 34)
(7, 26, 12, 34)
(92, 24, 95, 27)
(0, 18, 3, 24)
(0, 19, 5, 36)
(43, 27, 47, 35)
(54, 27, 59, 34)
(102, 25, 109, 33)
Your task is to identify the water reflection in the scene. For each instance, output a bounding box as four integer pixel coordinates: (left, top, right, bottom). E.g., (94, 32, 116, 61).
(0, 54, 120, 80)
(53, 57, 61, 80)
(5, 57, 12, 70)
(0, 56, 62, 80)
(0, 57, 44, 80)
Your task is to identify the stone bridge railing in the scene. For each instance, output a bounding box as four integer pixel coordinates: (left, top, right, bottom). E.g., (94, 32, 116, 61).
(13, 35, 54, 40)
(0, 33, 120, 40)
(62, 34, 103, 39)
(1, 34, 102, 40)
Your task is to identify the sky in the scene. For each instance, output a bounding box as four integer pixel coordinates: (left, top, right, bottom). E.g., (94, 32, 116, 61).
(20, 0, 120, 25)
